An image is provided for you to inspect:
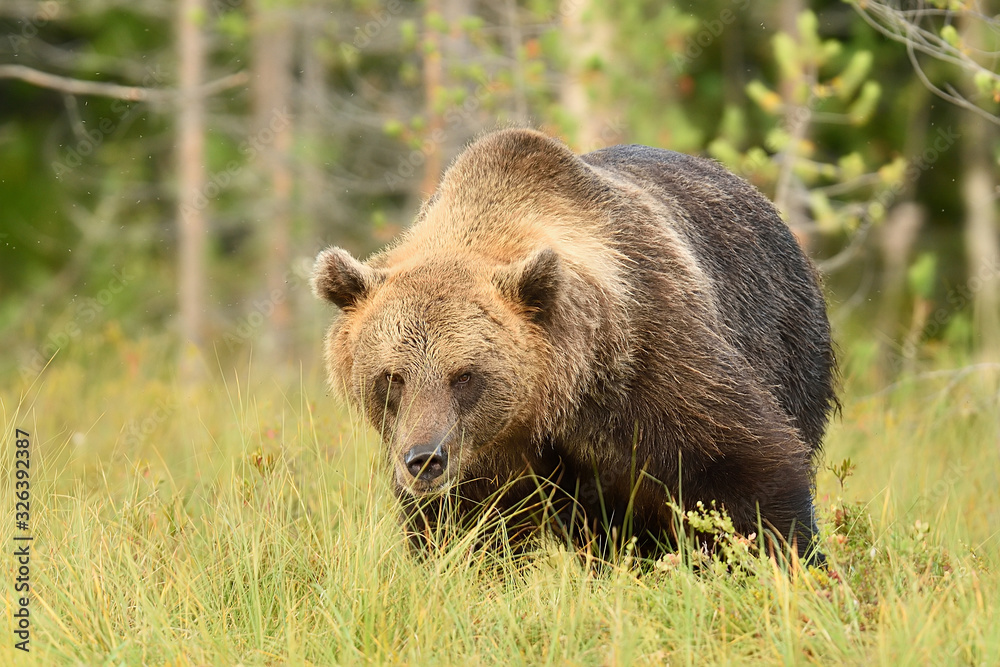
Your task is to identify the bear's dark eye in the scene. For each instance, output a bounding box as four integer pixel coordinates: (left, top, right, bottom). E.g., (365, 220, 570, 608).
(453, 372, 472, 386)
(385, 372, 404, 386)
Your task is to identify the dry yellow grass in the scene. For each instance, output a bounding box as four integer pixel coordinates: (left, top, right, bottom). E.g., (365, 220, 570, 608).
(1, 333, 997, 665)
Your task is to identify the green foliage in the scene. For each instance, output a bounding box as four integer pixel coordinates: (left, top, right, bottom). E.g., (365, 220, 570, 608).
(907, 252, 939, 300)
(847, 80, 881, 125)
(708, 9, 900, 240)
(940, 24, 961, 49)
(1, 0, 994, 368)
(827, 457, 856, 491)
(836, 50, 873, 101)
(216, 10, 250, 42)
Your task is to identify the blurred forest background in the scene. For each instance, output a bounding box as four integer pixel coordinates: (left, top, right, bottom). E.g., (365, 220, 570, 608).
(1, 0, 999, 388)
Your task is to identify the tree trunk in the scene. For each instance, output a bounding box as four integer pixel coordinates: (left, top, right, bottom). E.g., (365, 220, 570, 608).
(418, 0, 473, 197)
(300, 12, 327, 240)
(962, 115, 1000, 361)
(504, 0, 528, 125)
(252, 2, 295, 365)
(961, 16, 1000, 362)
(876, 82, 930, 382)
(176, 0, 207, 383)
(877, 202, 925, 380)
(558, 0, 614, 151)
(420, 0, 445, 198)
(772, 0, 812, 250)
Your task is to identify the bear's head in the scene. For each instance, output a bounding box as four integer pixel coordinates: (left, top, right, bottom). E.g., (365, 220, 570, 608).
(311, 245, 561, 496)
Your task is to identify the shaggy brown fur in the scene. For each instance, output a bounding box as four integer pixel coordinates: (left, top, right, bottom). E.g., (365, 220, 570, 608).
(312, 128, 837, 559)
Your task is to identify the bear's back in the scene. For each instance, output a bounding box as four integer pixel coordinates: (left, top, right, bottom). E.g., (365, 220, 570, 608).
(583, 144, 837, 451)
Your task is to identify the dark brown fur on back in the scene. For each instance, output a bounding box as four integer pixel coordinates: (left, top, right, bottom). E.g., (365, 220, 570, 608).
(312, 129, 837, 559)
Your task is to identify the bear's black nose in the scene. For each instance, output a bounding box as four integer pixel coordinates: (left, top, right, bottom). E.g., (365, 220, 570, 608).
(404, 443, 447, 481)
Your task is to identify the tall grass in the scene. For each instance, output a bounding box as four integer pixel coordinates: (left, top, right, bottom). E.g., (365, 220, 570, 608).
(1, 333, 997, 665)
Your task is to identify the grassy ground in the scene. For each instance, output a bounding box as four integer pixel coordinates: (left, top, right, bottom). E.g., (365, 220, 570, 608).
(1, 331, 998, 666)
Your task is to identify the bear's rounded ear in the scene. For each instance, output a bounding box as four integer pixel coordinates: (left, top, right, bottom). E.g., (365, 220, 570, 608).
(311, 247, 383, 310)
(493, 247, 561, 320)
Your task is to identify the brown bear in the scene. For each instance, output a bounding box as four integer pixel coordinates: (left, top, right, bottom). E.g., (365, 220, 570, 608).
(312, 128, 837, 561)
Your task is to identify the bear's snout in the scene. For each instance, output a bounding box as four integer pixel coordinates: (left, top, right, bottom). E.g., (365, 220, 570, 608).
(403, 442, 448, 481)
